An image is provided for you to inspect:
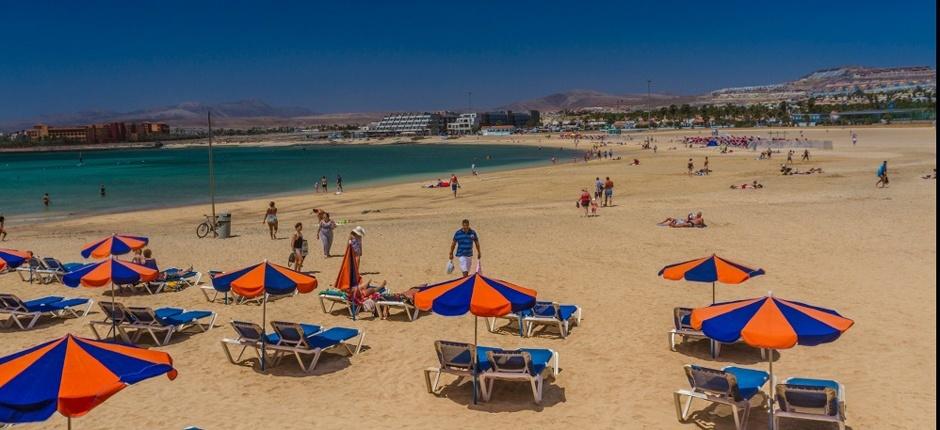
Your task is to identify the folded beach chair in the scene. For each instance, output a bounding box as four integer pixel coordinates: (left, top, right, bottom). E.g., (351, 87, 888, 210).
(669, 307, 711, 352)
(0, 293, 93, 330)
(522, 301, 581, 338)
(479, 349, 555, 404)
(675, 364, 770, 430)
(774, 377, 847, 430)
(267, 321, 364, 373)
(123, 306, 216, 346)
(220, 321, 327, 368)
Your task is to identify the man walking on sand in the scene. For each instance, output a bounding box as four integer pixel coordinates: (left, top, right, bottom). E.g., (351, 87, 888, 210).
(450, 174, 460, 198)
(603, 177, 614, 207)
(687, 158, 694, 176)
(449, 219, 481, 277)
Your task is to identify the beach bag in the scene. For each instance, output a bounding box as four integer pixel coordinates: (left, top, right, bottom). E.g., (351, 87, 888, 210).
(301, 239, 309, 256)
(288, 253, 296, 264)
(446, 260, 455, 274)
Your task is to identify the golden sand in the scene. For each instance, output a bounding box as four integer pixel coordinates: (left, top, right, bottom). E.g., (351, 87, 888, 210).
(1, 127, 935, 429)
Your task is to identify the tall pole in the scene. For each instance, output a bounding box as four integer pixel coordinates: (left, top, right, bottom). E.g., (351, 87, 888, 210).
(467, 91, 472, 112)
(647, 80, 652, 131)
(207, 111, 217, 235)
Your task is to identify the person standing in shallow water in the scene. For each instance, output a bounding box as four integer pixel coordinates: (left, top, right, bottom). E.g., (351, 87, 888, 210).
(336, 174, 343, 193)
(320, 176, 328, 193)
(42, 193, 50, 207)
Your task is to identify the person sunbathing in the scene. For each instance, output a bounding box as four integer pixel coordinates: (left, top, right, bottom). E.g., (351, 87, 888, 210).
(348, 278, 387, 314)
(377, 284, 429, 319)
(658, 213, 693, 227)
(731, 180, 764, 189)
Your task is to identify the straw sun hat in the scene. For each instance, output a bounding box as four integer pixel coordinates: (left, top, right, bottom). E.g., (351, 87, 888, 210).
(351, 226, 366, 237)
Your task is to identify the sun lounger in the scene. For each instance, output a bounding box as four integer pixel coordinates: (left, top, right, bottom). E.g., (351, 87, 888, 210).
(479, 349, 555, 404)
(670, 307, 711, 351)
(201, 270, 293, 304)
(220, 321, 277, 365)
(318, 289, 375, 318)
(424, 340, 558, 398)
(0, 293, 92, 330)
(88, 301, 136, 343)
(675, 364, 770, 430)
(143, 267, 202, 294)
(375, 297, 420, 321)
(774, 377, 846, 430)
(267, 321, 364, 372)
(522, 301, 581, 338)
(39, 257, 83, 284)
(15, 257, 50, 284)
(123, 306, 216, 345)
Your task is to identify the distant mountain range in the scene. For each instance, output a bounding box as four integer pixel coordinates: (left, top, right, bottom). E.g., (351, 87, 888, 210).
(2, 65, 933, 131)
(501, 66, 936, 111)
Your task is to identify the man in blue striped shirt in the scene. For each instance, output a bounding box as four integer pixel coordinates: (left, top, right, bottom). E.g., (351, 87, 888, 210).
(449, 219, 481, 276)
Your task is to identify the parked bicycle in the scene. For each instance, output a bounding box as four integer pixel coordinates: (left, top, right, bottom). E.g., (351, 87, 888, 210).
(196, 214, 219, 238)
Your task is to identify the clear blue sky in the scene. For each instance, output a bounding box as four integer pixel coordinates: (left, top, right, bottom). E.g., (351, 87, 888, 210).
(0, 0, 935, 120)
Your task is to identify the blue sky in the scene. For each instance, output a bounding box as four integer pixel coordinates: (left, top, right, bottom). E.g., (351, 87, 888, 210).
(0, 0, 935, 120)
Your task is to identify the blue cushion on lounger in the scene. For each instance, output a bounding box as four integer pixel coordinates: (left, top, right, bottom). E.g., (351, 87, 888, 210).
(476, 346, 553, 374)
(724, 366, 770, 401)
(161, 310, 212, 326)
(782, 378, 841, 415)
(23, 296, 65, 311)
(155, 307, 184, 319)
(45, 298, 89, 311)
(304, 327, 358, 349)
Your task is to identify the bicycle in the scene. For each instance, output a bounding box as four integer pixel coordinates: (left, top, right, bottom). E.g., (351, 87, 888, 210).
(196, 214, 219, 238)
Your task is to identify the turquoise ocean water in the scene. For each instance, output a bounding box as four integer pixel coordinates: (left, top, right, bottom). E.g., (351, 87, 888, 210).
(0, 143, 569, 221)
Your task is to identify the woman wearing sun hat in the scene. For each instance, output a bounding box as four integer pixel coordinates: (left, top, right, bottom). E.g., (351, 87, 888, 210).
(349, 226, 365, 264)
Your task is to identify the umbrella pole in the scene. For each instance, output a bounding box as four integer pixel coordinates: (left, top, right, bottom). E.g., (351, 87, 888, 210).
(709, 282, 717, 358)
(711, 281, 716, 304)
(110, 281, 116, 342)
(67, 416, 71, 430)
(473, 315, 478, 405)
(260, 293, 268, 371)
(768, 350, 775, 429)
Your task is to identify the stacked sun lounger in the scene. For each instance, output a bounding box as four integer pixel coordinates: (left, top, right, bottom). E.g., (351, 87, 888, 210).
(221, 320, 365, 373)
(0, 293, 92, 330)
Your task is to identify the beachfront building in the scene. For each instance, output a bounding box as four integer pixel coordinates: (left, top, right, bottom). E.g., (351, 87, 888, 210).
(481, 125, 516, 136)
(447, 113, 480, 135)
(22, 122, 169, 144)
(368, 112, 447, 136)
(479, 110, 540, 129)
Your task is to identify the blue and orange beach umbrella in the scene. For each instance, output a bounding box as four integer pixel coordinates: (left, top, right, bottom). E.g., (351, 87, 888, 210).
(691, 293, 854, 427)
(80, 234, 148, 259)
(0, 334, 176, 429)
(0, 248, 31, 272)
(659, 254, 765, 303)
(64, 258, 159, 338)
(414, 273, 537, 403)
(211, 260, 318, 369)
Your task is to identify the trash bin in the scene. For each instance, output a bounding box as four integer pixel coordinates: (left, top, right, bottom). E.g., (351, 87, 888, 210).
(217, 213, 232, 238)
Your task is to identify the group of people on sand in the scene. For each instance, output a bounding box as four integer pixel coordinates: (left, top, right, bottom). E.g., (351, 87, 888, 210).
(730, 181, 764, 190)
(658, 211, 706, 228)
(687, 157, 711, 176)
(785, 149, 811, 164)
(262, 201, 364, 273)
(577, 177, 615, 216)
(780, 165, 824, 176)
(423, 174, 461, 197)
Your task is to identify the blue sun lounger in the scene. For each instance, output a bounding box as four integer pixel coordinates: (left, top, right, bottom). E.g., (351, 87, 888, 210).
(675, 364, 769, 430)
(774, 377, 847, 430)
(267, 321, 364, 373)
(0, 293, 93, 330)
(488, 301, 581, 338)
(124, 306, 216, 345)
(424, 340, 558, 403)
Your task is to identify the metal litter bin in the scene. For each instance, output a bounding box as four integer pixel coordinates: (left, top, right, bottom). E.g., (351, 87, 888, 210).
(217, 213, 232, 238)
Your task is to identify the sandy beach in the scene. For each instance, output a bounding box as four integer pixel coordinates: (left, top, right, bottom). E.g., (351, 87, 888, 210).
(1, 126, 935, 429)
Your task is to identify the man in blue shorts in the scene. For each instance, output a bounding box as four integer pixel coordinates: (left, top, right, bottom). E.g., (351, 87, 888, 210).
(449, 219, 481, 276)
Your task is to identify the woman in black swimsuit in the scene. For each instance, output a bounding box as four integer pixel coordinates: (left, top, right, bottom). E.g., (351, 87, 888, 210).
(291, 223, 305, 272)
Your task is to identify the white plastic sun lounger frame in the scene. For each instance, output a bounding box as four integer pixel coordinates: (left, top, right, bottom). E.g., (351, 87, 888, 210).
(122, 307, 217, 346)
(773, 376, 847, 430)
(479, 350, 555, 404)
(522, 303, 582, 338)
(267, 327, 365, 373)
(375, 300, 420, 321)
(674, 364, 763, 430)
